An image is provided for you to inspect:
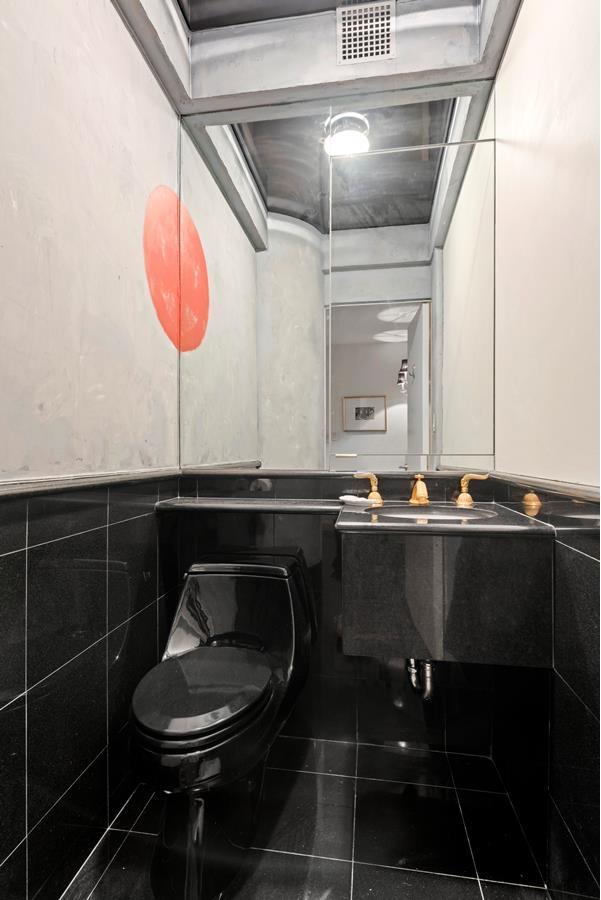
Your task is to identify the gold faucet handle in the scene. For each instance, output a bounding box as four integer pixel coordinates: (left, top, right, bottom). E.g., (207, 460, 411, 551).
(409, 473, 429, 506)
(457, 472, 490, 508)
(353, 472, 383, 504)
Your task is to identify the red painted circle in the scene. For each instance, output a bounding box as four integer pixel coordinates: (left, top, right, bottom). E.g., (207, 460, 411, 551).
(143, 185, 209, 351)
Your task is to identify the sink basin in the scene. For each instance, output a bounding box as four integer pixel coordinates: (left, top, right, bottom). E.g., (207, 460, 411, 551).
(366, 503, 498, 522)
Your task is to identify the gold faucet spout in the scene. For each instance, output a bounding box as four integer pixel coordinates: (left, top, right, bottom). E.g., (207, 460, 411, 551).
(354, 472, 383, 505)
(409, 474, 429, 506)
(456, 473, 489, 508)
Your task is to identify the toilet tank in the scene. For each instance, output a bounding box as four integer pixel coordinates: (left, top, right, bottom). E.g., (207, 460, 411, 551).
(163, 553, 312, 682)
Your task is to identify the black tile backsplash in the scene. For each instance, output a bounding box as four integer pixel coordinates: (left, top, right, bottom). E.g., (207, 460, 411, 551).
(0, 469, 597, 898)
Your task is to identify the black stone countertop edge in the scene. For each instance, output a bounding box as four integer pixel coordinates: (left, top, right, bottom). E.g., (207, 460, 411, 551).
(335, 502, 554, 535)
(156, 497, 342, 515)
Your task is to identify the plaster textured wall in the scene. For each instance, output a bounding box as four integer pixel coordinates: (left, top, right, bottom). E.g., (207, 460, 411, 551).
(495, 0, 599, 485)
(442, 139, 494, 456)
(179, 130, 259, 466)
(257, 215, 324, 468)
(0, 0, 179, 479)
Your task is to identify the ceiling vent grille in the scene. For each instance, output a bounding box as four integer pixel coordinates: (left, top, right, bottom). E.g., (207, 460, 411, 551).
(336, 0, 396, 65)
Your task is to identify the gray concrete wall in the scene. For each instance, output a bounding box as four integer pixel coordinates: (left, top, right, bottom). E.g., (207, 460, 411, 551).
(257, 215, 325, 468)
(0, 0, 179, 480)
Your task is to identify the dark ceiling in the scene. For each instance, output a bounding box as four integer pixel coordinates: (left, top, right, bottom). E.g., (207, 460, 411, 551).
(235, 99, 454, 233)
(176, 0, 337, 30)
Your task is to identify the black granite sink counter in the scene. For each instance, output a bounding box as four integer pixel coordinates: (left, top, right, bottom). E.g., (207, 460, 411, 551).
(156, 497, 342, 515)
(335, 501, 552, 535)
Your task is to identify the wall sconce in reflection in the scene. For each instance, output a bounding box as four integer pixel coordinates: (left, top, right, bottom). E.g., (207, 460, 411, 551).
(397, 359, 409, 394)
(397, 359, 416, 394)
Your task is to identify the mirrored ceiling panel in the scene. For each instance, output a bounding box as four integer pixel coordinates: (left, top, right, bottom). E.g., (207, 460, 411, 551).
(234, 98, 453, 233)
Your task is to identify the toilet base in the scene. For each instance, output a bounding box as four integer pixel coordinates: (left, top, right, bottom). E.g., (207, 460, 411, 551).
(150, 760, 266, 899)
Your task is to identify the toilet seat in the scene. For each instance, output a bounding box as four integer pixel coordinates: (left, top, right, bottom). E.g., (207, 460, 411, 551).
(132, 645, 274, 742)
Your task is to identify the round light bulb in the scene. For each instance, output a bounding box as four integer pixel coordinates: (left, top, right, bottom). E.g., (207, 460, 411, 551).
(324, 129, 370, 157)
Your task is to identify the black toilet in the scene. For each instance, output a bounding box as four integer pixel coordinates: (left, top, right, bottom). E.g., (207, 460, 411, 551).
(130, 549, 315, 899)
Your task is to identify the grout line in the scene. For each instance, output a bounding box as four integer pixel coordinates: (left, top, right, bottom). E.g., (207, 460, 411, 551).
(555, 539, 600, 563)
(0, 689, 26, 714)
(0, 545, 27, 559)
(548, 794, 600, 890)
(109, 827, 159, 837)
(349, 704, 359, 900)
(265, 765, 505, 794)
(446, 751, 485, 900)
(57, 785, 149, 900)
(553, 669, 600, 723)
(249, 846, 483, 884)
(26, 596, 161, 695)
(24, 502, 29, 900)
(489, 758, 548, 889)
(0, 835, 27, 872)
(107, 511, 157, 528)
(26, 523, 108, 552)
(278, 733, 494, 759)
(28, 746, 108, 842)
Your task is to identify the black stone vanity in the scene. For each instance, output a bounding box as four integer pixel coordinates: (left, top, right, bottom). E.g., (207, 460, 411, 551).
(335, 501, 553, 668)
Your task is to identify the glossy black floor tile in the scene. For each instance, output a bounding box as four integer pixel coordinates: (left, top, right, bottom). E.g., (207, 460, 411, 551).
(0, 841, 26, 900)
(108, 480, 159, 523)
(0, 549, 26, 706)
(481, 882, 551, 899)
(352, 863, 481, 899)
(448, 754, 504, 792)
(28, 750, 107, 899)
(28, 488, 107, 546)
(0, 497, 27, 555)
(129, 791, 166, 835)
(82, 831, 157, 900)
(27, 528, 107, 686)
(267, 737, 356, 776)
(108, 514, 157, 629)
(481, 881, 549, 900)
(108, 602, 157, 737)
(458, 790, 543, 886)
(356, 675, 445, 750)
(554, 542, 600, 712)
(253, 769, 354, 860)
(354, 779, 476, 877)
(358, 745, 453, 787)
(28, 640, 107, 827)
(0, 696, 26, 864)
(229, 849, 352, 899)
(282, 675, 357, 742)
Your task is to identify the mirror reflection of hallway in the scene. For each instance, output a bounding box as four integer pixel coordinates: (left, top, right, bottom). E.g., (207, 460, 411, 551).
(328, 300, 430, 471)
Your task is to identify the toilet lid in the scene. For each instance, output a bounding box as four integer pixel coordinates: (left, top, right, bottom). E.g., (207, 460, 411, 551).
(131, 645, 273, 738)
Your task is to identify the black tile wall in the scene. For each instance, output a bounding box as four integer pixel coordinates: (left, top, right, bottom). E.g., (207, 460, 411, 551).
(0, 475, 180, 898)
(554, 541, 599, 712)
(0, 550, 26, 705)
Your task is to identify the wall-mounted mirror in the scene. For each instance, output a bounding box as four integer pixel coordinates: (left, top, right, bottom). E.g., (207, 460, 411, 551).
(179, 87, 494, 472)
(327, 96, 494, 472)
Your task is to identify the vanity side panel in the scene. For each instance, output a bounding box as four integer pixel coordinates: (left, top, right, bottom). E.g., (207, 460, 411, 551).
(443, 535, 553, 667)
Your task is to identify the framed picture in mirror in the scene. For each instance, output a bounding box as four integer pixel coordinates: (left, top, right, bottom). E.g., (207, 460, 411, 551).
(343, 395, 387, 432)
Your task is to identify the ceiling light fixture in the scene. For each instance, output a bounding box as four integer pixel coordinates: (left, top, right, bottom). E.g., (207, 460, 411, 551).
(373, 329, 408, 343)
(324, 112, 370, 157)
(377, 305, 419, 324)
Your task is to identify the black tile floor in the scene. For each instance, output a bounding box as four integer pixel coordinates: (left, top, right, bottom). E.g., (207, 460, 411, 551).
(61, 742, 551, 899)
